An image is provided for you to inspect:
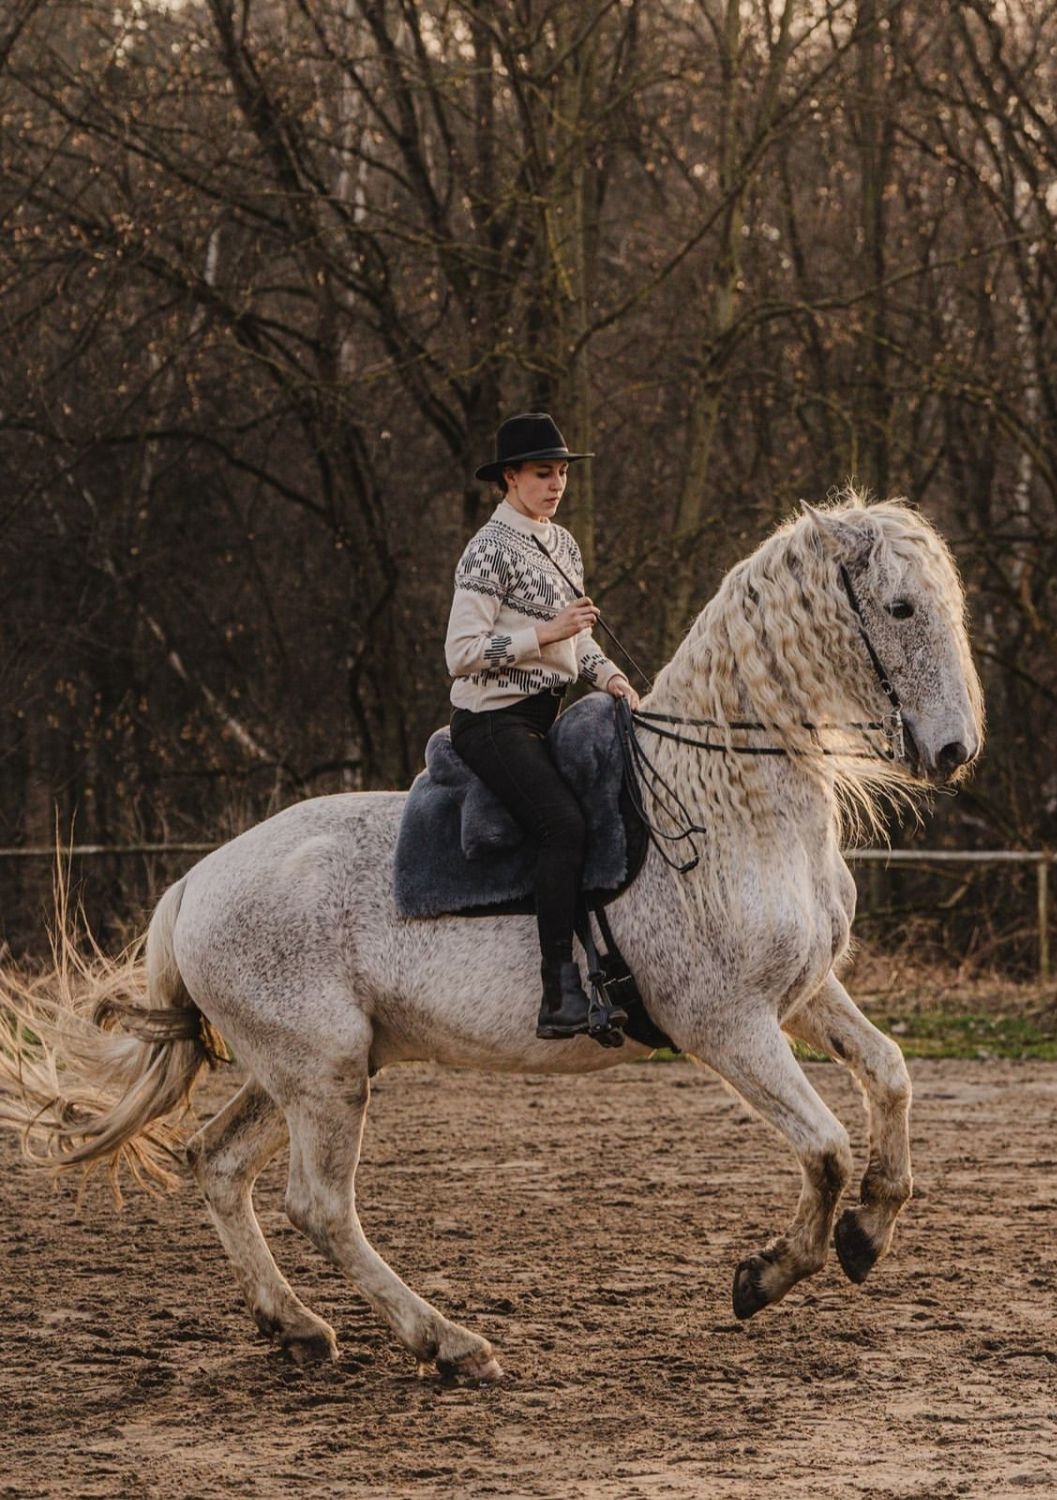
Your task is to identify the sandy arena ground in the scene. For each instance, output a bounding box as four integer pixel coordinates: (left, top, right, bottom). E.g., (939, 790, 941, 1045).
(2, 1057, 1055, 1499)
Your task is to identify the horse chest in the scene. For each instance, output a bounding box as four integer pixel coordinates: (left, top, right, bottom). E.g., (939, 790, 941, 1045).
(756, 856, 854, 1001)
(617, 847, 852, 1017)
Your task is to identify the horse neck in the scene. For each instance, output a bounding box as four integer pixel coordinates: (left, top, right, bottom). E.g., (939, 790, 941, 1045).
(645, 586, 853, 728)
(643, 611, 744, 723)
(639, 610, 841, 842)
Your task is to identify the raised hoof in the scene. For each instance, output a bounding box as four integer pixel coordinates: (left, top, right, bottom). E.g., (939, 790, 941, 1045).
(732, 1254, 774, 1320)
(834, 1208, 880, 1284)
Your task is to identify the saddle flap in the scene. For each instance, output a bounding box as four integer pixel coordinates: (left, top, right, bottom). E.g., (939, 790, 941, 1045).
(424, 729, 522, 858)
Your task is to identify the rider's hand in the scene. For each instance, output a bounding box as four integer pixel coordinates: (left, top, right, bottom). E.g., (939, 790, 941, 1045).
(536, 596, 599, 646)
(606, 674, 640, 710)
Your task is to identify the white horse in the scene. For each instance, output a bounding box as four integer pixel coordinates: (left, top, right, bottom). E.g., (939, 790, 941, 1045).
(0, 492, 983, 1383)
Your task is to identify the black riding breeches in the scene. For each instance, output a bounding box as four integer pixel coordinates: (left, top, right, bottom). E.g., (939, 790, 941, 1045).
(450, 692, 586, 968)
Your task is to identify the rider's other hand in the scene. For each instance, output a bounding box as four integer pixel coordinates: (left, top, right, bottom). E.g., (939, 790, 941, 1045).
(538, 596, 599, 645)
(606, 675, 640, 711)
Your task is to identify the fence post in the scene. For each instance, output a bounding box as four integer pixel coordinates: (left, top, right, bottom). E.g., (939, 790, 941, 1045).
(1038, 856, 1051, 984)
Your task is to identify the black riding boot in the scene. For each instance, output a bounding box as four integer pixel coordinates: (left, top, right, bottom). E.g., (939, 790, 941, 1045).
(536, 960, 593, 1040)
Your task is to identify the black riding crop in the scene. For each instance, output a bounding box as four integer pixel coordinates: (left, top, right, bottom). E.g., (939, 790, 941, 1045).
(531, 536, 655, 692)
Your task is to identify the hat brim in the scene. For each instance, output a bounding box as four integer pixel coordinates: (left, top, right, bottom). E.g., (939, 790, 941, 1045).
(474, 447, 594, 483)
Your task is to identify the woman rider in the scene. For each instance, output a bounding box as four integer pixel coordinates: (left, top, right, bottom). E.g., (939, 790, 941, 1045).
(445, 413, 640, 1041)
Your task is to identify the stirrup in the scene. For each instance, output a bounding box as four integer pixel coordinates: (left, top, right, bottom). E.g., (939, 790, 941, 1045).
(535, 958, 625, 1045)
(585, 975, 627, 1049)
(574, 906, 627, 1049)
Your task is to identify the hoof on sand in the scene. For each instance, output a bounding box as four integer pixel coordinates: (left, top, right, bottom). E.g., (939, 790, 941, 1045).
(254, 1308, 339, 1365)
(732, 1254, 774, 1320)
(282, 1330, 340, 1366)
(833, 1208, 879, 1285)
(428, 1351, 504, 1386)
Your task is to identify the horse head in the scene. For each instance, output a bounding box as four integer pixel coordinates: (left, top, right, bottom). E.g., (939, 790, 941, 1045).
(800, 494, 984, 786)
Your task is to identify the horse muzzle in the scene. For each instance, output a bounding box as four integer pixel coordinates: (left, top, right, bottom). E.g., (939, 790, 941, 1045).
(903, 715, 980, 784)
(934, 739, 975, 780)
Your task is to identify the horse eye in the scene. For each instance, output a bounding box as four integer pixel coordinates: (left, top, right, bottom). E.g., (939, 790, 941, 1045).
(886, 600, 914, 620)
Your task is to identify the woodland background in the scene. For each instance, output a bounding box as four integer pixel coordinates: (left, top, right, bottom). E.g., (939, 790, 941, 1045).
(1, 0, 1055, 964)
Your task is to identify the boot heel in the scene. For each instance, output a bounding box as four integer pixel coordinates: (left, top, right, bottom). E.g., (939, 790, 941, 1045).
(536, 961, 627, 1045)
(536, 960, 593, 1040)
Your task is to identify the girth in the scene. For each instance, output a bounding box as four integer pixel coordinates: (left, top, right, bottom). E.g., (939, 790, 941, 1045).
(575, 902, 677, 1053)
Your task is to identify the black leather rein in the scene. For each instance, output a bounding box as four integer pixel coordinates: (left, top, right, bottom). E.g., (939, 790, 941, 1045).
(613, 563, 912, 873)
(632, 563, 907, 764)
(629, 710, 892, 758)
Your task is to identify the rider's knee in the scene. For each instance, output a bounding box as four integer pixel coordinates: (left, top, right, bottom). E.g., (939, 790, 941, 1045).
(540, 799, 587, 853)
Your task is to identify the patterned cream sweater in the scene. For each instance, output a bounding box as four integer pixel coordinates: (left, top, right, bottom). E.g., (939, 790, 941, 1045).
(445, 500, 624, 711)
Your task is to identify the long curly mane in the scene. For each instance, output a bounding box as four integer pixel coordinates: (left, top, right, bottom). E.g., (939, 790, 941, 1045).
(644, 489, 983, 844)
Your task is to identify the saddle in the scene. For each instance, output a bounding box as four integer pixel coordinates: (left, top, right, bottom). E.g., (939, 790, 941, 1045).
(393, 693, 673, 1051)
(394, 693, 643, 918)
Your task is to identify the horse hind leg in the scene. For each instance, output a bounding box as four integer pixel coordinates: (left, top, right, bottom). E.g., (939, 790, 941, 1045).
(694, 1014, 853, 1320)
(186, 1079, 338, 1365)
(784, 972, 912, 1285)
(282, 1071, 502, 1384)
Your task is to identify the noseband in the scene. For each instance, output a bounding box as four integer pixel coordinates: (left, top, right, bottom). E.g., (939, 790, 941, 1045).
(836, 563, 907, 764)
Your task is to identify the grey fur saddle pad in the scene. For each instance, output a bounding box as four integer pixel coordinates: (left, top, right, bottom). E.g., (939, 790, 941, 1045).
(394, 693, 630, 918)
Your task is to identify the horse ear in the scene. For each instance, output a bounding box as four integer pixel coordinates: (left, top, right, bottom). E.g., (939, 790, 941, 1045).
(799, 501, 873, 565)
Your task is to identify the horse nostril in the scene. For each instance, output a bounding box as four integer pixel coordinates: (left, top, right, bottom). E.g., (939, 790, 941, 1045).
(937, 740, 969, 774)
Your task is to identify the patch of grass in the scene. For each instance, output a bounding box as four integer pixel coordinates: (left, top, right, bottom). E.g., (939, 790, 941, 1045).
(841, 943, 1055, 1021)
(653, 1009, 1057, 1063)
(866, 1010, 1057, 1060)
(789, 1010, 1057, 1062)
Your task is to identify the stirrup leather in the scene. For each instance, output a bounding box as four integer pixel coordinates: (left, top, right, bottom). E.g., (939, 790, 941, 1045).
(573, 908, 627, 1049)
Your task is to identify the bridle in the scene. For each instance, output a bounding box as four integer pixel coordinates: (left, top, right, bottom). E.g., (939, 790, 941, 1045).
(629, 562, 908, 766)
(836, 563, 909, 765)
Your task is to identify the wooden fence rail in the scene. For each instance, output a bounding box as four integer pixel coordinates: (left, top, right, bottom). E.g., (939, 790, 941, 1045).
(0, 844, 1053, 979)
(845, 849, 1053, 982)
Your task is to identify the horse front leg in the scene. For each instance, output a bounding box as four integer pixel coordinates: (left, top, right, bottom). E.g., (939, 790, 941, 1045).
(784, 971, 913, 1284)
(281, 1074, 503, 1384)
(694, 1015, 853, 1319)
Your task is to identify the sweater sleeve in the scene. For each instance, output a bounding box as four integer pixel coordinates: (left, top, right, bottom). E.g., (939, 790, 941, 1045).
(575, 632, 623, 689)
(444, 539, 541, 679)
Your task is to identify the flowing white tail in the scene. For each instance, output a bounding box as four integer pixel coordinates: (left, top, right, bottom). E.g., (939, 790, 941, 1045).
(0, 874, 214, 1200)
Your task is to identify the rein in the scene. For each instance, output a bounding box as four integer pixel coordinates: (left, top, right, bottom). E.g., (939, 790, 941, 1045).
(615, 699, 706, 874)
(633, 562, 908, 764)
(630, 710, 898, 758)
(532, 529, 909, 869)
(531, 535, 655, 691)
(613, 562, 912, 873)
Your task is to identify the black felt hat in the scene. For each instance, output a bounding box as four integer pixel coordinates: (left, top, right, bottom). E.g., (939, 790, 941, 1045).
(474, 412, 594, 483)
